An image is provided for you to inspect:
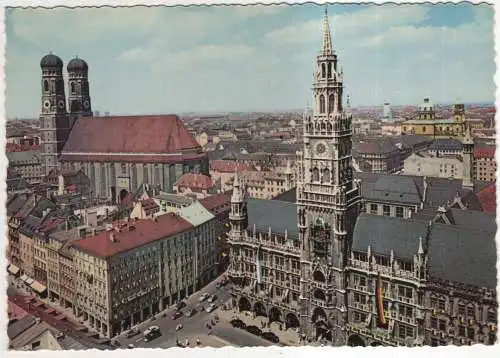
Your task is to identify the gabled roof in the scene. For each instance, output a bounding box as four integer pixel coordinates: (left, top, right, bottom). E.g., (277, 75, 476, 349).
(247, 198, 298, 239)
(175, 173, 214, 190)
(428, 211, 497, 289)
(62, 115, 201, 154)
(199, 192, 231, 214)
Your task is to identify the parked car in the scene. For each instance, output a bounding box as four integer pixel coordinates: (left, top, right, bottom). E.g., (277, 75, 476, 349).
(262, 332, 280, 344)
(208, 295, 217, 303)
(246, 325, 262, 336)
(176, 300, 186, 310)
(186, 308, 197, 317)
(205, 303, 217, 313)
(172, 311, 183, 320)
(126, 328, 140, 338)
(230, 319, 246, 329)
(127, 344, 135, 349)
(199, 293, 210, 302)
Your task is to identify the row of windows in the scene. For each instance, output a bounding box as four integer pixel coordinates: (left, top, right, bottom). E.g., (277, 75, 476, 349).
(368, 203, 405, 218)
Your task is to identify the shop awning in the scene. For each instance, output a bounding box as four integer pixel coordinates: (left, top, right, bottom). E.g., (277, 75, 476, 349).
(8, 264, 20, 275)
(30, 281, 47, 294)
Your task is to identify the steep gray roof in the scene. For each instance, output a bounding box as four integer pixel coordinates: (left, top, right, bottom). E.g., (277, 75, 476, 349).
(352, 214, 428, 260)
(8, 316, 37, 340)
(7, 193, 30, 217)
(247, 198, 298, 239)
(428, 211, 497, 289)
(354, 172, 488, 211)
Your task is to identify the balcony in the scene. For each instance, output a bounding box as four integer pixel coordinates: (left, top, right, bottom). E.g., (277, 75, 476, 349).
(351, 302, 370, 312)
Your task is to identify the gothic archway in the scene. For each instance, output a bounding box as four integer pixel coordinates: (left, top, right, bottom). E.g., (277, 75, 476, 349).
(313, 289, 326, 301)
(347, 334, 366, 347)
(312, 168, 320, 182)
(119, 189, 129, 202)
(319, 95, 326, 114)
(313, 270, 326, 282)
(269, 307, 282, 323)
(322, 168, 331, 183)
(328, 94, 335, 113)
(315, 320, 332, 341)
(311, 307, 327, 324)
(285, 313, 300, 329)
(254, 301, 267, 317)
(238, 297, 251, 312)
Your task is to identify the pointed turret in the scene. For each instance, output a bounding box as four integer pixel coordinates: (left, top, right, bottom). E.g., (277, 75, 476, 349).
(321, 6, 333, 56)
(463, 123, 474, 145)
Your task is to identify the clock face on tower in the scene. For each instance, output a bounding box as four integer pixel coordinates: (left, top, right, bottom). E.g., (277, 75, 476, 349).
(316, 143, 326, 155)
(43, 100, 51, 110)
(58, 100, 65, 109)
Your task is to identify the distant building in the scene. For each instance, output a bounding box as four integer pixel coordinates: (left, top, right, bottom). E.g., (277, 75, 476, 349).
(7, 150, 43, 184)
(381, 102, 392, 122)
(474, 146, 496, 182)
(400, 100, 468, 138)
(404, 153, 463, 179)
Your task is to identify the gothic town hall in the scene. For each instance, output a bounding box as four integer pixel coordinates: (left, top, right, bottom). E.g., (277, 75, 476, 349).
(227, 10, 497, 347)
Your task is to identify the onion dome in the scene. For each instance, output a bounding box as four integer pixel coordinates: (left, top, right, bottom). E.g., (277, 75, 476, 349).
(40, 53, 63, 69)
(67, 57, 89, 72)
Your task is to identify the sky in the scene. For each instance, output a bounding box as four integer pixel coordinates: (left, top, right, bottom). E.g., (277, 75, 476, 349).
(4, 3, 496, 119)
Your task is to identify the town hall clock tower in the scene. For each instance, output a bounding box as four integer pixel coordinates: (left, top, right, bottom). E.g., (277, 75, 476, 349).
(296, 7, 362, 346)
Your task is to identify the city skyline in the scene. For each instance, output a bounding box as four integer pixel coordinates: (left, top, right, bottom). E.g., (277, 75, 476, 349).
(5, 3, 495, 119)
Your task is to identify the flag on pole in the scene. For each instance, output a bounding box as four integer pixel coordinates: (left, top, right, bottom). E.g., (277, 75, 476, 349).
(376, 273, 388, 327)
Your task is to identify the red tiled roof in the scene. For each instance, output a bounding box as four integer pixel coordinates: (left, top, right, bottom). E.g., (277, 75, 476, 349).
(59, 152, 207, 164)
(8, 301, 29, 321)
(200, 192, 231, 214)
(477, 183, 496, 214)
(474, 147, 495, 159)
(210, 160, 253, 173)
(141, 198, 159, 210)
(175, 173, 214, 190)
(72, 213, 193, 258)
(62, 115, 201, 154)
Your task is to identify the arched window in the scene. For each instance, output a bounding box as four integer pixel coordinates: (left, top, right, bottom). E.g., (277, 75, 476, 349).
(312, 168, 320, 182)
(321, 63, 326, 78)
(322, 168, 331, 183)
(71, 82, 76, 94)
(327, 123, 332, 132)
(422, 126, 426, 133)
(319, 95, 326, 114)
(327, 63, 332, 78)
(320, 122, 326, 131)
(328, 94, 335, 113)
(43, 80, 49, 92)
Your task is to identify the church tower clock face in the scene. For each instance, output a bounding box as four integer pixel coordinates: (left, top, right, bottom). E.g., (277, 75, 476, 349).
(316, 143, 326, 155)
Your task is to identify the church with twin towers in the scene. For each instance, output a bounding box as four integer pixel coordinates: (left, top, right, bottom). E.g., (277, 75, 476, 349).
(227, 8, 497, 347)
(38, 53, 209, 203)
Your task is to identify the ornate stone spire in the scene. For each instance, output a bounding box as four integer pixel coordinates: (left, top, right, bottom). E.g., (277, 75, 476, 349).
(321, 5, 333, 56)
(463, 122, 474, 145)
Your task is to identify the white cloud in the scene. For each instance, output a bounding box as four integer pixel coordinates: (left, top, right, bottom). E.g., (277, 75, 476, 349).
(264, 5, 429, 45)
